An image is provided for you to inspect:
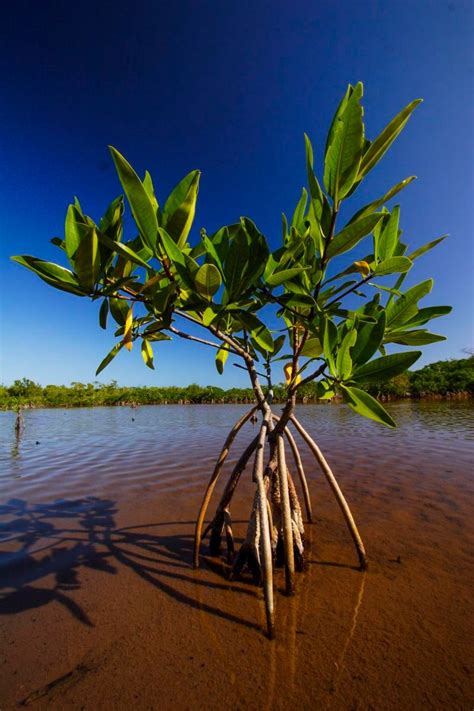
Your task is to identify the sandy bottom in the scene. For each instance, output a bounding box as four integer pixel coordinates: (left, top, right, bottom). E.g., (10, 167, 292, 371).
(1, 420, 473, 710)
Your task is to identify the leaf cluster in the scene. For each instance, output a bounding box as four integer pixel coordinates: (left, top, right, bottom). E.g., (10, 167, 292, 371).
(11, 83, 451, 427)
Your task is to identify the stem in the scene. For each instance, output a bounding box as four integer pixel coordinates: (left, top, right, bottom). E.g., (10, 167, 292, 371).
(254, 413, 275, 638)
(291, 362, 326, 394)
(289, 415, 368, 569)
(193, 406, 258, 568)
(273, 417, 312, 523)
(276, 432, 295, 595)
(168, 325, 239, 354)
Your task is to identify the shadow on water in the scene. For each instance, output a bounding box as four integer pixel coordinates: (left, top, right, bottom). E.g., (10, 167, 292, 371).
(0, 497, 261, 631)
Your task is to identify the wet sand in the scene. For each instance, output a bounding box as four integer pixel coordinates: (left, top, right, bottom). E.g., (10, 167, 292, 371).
(1, 403, 473, 709)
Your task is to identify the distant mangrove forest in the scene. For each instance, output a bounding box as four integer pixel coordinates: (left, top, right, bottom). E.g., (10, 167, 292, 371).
(1, 357, 472, 410)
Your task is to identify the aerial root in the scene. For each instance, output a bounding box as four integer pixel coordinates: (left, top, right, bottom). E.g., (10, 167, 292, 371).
(271, 413, 313, 524)
(193, 404, 369, 639)
(230, 413, 275, 637)
(223, 510, 235, 563)
(276, 432, 295, 595)
(202, 433, 260, 559)
(290, 415, 368, 570)
(194, 405, 259, 568)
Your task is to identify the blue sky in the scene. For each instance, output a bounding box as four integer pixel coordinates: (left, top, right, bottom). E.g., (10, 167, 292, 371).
(1, 0, 473, 387)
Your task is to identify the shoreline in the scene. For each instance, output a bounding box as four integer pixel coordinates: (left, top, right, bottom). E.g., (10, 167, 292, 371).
(2, 390, 473, 412)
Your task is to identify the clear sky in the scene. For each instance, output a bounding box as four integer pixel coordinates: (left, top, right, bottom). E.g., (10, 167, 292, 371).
(1, 0, 473, 387)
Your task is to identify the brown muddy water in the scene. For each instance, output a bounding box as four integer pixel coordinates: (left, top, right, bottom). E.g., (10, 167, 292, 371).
(1, 401, 473, 710)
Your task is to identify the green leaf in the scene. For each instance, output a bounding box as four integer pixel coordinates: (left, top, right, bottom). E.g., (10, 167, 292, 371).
(358, 99, 422, 179)
(109, 146, 158, 252)
(96, 341, 125, 375)
(142, 171, 159, 213)
(300, 337, 323, 358)
(282, 212, 289, 241)
(374, 256, 412, 276)
(277, 293, 315, 309)
(291, 188, 308, 231)
(163, 170, 200, 248)
(238, 311, 273, 352)
(327, 213, 383, 258)
(322, 318, 338, 375)
(143, 322, 171, 341)
(100, 195, 125, 232)
(159, 227, 185, 266)
(324, 82, 364, 203)
(336, 329, 357, 379)
(201, 234, 224, 274)
(325, 84, 352, 156)
(349, 176, 416, 223)
(99, 299, 109, 330)
(141, 339, 155, 369)
(341, 385, 396, 428)
(353, 350, 421, 382)
(368, 283, 402, 297)
(109, 297, 129, 325)
(201, 306, 220, 327)
(238, 218, 269, 291)
(384, 330, 446, 346)
(377, 206, 400, 261)
(386, 279, 433, 327)
(96, 231, 150, 269)
(408, 235, 448, 260)
(315, 380, 336, 400)
(11, 255, 87, 296)
(223, 226, 250, 300)
(74, 227, 100, 291)
(404, 305, 452, 328)
(215, 344, 229, 374)
(159, 227, 197, 291)
(50, 237, 65, 249)
(351, 312, 386, 365)
(304, 133, 325, 215)
(266, 267, 308, 287)
(271, 334, 286, 357)
(65, 205, 88, 260)
(195, 263, 222, 298)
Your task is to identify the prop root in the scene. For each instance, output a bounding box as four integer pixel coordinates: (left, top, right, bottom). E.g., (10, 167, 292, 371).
(290, 415, 368, 570)
(193, 406, 258, 567)
(203, 434, 259, 559)
(232, 414, 275, 637)
(276, 432, 295, 595)
(271, 414, 312, 523)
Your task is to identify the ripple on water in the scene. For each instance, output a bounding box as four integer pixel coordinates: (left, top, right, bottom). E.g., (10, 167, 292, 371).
(1, 401, 473, 502)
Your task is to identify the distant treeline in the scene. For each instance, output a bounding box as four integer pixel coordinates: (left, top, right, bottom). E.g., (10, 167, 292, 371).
(1, 356, 473, 410)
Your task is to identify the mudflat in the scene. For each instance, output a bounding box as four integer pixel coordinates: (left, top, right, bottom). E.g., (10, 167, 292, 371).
(1, 402, 473, 710)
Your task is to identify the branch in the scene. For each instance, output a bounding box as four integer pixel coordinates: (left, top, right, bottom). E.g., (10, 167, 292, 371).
(175, 309, 250, 361)
(259, 286, 308, 321)
(325, 275, 372, 309)
(295, 362, 327, 390)
(168, 325, 238, 353)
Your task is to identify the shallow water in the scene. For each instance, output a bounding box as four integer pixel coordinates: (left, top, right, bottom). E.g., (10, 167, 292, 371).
(1, 401, 473, 500)
(1, 401, 473, 710)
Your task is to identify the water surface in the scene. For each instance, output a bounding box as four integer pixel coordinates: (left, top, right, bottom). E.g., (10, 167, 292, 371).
(1, 401, 473, 710)
(1, 401, 472, 502)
